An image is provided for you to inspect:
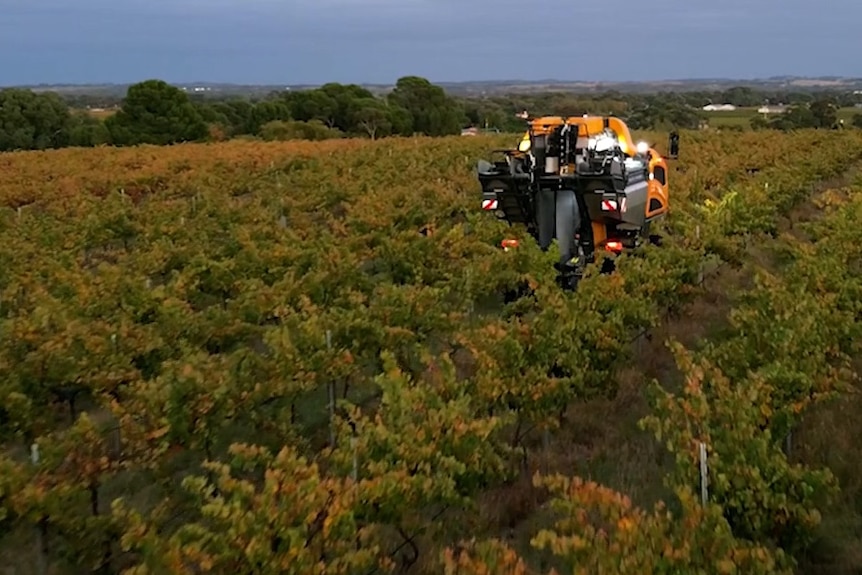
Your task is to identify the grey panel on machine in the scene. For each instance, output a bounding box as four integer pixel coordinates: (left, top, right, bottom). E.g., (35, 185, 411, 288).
(619, 179, 648, 227)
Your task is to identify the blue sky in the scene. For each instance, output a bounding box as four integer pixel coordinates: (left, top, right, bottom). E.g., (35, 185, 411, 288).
(2, 0, 860, 85)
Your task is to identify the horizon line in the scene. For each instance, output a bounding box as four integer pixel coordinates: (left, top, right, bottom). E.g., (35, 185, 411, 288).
(5, 75, 862, 89)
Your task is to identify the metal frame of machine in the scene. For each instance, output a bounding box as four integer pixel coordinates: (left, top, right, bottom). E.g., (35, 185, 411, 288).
(477, 115, 669, 289)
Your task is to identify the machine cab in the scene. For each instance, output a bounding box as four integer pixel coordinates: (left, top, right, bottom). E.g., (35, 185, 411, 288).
(514, 115, 668, 220)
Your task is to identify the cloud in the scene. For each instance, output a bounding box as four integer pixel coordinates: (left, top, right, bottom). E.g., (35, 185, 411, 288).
(1, 0, 860, 85)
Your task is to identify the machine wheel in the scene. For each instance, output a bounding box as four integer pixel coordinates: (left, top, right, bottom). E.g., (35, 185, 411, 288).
(640, 220, 663, 246)
(554, 190, 584, 291)
(535, 189, 556, 252)
(536, 189, 585, 291)
(536, 189, 582, 266)
(554, 189, 582, 268)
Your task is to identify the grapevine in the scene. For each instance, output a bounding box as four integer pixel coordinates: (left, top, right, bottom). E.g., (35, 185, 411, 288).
(2, 129, 862, 572)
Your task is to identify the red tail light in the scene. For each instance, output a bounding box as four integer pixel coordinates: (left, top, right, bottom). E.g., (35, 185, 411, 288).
(501, 239, 519, 250)
(605, 240, 623, 252)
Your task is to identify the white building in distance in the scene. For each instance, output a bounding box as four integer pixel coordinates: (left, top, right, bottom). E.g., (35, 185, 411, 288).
(702, 104, 737, 111)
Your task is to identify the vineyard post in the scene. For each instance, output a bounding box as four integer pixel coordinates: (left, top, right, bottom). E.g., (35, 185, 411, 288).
(699, 441, 708, 505)
(31, 443, 46, 575)
(348, 421, 359, 484)
(350, 430, 359, 485)
(696, 226, 704, 285)
(542, 425, 550, 473)
(327, 329, 336, 447)
(465, 268, 474, 316)
(352, 435, 358, 482)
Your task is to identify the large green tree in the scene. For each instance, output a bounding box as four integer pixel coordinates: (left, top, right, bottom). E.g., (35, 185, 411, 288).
(809, 99, 838, 128)
(106, 79, 208, 146)
(282, 84, 412, 137)
(386, 76, 465, 136)
(0, 89, 70, 151)
(285, 89, 338, 127)
(64, 112, 111, 147)
(198, 100, 257, 136)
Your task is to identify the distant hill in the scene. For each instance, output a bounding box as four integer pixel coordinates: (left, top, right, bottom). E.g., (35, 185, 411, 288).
(433, 76, 862, 95)
(8, 76, 862, 97)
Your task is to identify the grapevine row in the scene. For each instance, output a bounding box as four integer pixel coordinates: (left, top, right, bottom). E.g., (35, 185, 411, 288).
(448, 146, 862, 574)
(1, 130, 862, 572)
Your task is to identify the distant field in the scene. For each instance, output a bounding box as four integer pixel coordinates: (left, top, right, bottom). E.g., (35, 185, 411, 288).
(704, 106, 861, 128)
(82, 107, 117, 119)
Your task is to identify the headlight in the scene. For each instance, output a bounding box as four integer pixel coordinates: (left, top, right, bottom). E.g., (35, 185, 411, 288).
(518, 138, 531, 152)
(636, 141, 649, 155)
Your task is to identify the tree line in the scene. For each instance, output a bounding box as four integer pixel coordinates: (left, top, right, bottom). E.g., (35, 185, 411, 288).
(2, 78, 862, 152)
(0, 77, 469, 152)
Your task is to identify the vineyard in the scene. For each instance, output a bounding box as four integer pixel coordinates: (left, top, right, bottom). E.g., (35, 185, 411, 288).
(1, 128, 862, 574)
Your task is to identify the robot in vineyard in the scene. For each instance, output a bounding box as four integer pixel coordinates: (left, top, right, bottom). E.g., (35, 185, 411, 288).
(476, 115, 669, 290)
